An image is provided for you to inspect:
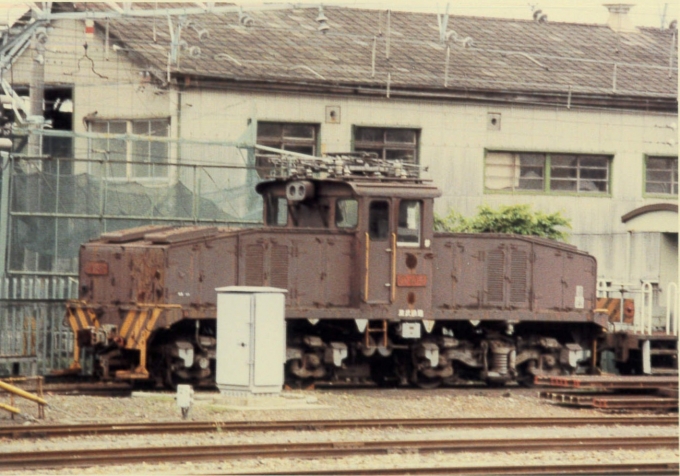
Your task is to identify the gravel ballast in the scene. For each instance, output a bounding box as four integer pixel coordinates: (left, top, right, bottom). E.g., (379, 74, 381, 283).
(0, 386, 677, 474)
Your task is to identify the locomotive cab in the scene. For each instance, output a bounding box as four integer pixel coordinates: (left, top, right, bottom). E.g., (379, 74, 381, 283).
(255, 157, 441, 317)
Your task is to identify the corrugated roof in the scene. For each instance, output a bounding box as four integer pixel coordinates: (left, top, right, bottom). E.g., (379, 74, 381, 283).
(72, 3, 678, 103)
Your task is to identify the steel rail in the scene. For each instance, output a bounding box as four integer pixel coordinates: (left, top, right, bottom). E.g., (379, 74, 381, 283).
(0, 415, 676, 439)
(0, 436, 677, 470)
(248, 461, 680, 475)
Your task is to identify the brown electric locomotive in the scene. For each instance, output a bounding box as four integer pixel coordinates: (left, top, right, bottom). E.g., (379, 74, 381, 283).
(66, 152, 606, 388)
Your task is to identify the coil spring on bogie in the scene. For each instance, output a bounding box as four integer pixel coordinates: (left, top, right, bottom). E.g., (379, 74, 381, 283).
(492, 351, 508, 374)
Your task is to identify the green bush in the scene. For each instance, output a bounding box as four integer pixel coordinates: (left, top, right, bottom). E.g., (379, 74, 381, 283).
(434, 204, 571, 241)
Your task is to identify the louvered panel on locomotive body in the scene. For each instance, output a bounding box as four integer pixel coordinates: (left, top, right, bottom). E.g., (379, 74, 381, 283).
(240, 235, 289, 290)
(432, 235, 531, 310)
(482, 241, 531, 309)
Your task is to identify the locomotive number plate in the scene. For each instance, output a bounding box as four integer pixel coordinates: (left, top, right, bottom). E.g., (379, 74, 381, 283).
(396, 274, 427, 287)
(84, 261, 109, 276)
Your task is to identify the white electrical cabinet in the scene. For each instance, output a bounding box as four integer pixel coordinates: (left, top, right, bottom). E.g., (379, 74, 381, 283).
(215, 286, 287, 395)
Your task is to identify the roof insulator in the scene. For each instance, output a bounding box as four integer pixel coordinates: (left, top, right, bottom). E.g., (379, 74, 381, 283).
(316, 6, 329, 34)
(533, 9, 548, 23)
(238, 9, 254, 27)
(445, 30, 458, 41)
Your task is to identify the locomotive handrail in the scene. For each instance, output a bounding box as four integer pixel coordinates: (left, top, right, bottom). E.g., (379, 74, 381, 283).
(390, 233, 397, 303)
(364, 232, 370, 302)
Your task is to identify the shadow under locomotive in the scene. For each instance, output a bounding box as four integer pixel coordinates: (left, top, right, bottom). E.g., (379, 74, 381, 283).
(63, 151, 608, 389)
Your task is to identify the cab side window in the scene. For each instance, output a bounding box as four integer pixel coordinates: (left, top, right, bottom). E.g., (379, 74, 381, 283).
(397, 200, 421, 245)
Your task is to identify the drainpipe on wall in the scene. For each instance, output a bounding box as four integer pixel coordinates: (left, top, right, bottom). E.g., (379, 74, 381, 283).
(626, 230, 632, 283)
(623, 230, 633, 324)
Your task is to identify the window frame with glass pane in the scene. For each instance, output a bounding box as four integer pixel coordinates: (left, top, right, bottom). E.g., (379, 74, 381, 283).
(645, 156, 678, 196)
(484, 151, 611, 194)
(397, 200, 421, 246)
(256, 122, 318, 155)
(335, 199, 358, 229)
(353, 126, 419, 164)
(88, 118, 170, 180)
(256, 122, 319, 177)
(368, 200, 390, 240)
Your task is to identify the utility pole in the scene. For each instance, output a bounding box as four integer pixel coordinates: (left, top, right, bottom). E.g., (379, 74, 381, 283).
(28, 26, 47, 159)
(661, 3, 669, 29)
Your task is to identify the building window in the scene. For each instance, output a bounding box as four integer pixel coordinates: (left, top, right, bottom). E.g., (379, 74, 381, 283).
(256, 122, 318, 177)
(354, 127, 419, 164)
(485, 152, 610, 194)
(89, 119, 169, 179)
(646, 156, 678, 195)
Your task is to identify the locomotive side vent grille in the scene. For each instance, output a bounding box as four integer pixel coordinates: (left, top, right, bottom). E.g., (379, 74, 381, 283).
(245, 245, 265, 286)
(510, 250, 528, 303)
(486, 250, 505, 303)
(270, 245, 289, 289)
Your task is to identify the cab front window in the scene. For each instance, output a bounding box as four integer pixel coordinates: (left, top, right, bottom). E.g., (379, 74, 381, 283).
(336, 199, 358, 228)
(266, 196, 288, 226)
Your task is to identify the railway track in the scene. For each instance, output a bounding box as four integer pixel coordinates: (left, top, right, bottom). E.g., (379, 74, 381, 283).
(0, 435, 677, 471)
(1, 415, 676, 438)
(247, 461, 680, 475)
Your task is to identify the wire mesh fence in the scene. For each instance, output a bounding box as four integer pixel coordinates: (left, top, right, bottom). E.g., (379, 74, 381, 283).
(7, 138, 262, 276)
